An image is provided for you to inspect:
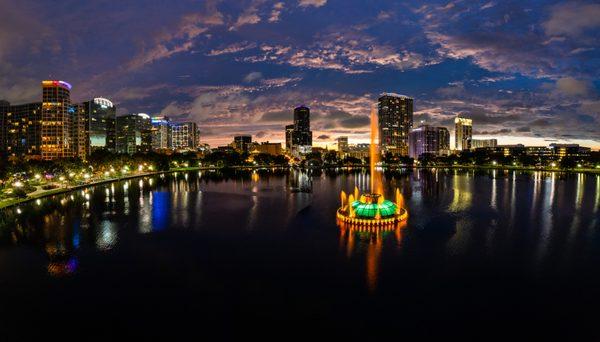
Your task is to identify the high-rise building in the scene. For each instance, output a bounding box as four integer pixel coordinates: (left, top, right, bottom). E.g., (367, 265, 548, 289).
(285, 124, 294, 151)
(454, 117, 472, 151)
(471, 139, 497, 149)
(288, 106, 312, 154)
(116, 113, 152, 154)
(378, 93, 413, 156)
(41, 80, 80, 160)
(151, 116, 171, 151)
(337, 136, 349, 153)
(80, 98, 116, 153)
(0, 102, 43, 158)
(1, 81, 88, 160)
(408, 125, 450, 159)
(172, 122, 199, 151)
(233, 135, 252, 153)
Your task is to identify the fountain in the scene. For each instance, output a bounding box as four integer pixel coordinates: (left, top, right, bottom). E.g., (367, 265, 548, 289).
(336, 107, 408, 226)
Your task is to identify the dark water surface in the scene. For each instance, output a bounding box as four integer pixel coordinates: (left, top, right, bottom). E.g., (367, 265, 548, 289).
(1, 169, 599, 339)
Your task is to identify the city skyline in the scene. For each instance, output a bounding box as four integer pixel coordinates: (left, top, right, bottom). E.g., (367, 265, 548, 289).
(0, 0, 599, 149)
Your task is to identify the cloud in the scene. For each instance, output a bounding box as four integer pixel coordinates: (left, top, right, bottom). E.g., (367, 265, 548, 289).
(128, 4, 224, 70)
(243, 28, 435, 74)
(229, 5, 262, 31)
(554, 77, 592, 97)
(543, 3, 600, 37)
(417, 2, 599, 78)
(317, 134, 330, 140)
(206, 41, 257, 56)
(243, 71, 263, 83)
(298, 0, 327, 8)
(269, 2, 284, 22)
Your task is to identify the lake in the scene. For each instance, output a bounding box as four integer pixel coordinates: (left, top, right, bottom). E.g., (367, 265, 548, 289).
(0, 168, 599, 339)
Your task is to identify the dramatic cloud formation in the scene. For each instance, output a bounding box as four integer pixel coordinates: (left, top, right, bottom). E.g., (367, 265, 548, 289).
(0, 0, 598, 148)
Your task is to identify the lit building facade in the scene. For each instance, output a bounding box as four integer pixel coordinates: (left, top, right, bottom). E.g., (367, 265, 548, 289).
(285, 124, 294, 151)
(116, 113, 152, 154)
(549, 144, 591, 158)
(233, 135, 252, 153)
(41, 80, 78, 160)
(378, 93, 413, 156)
(0, 102, 43, 158)
(337, 136, 349, 153)
(172, 122, 199, 151)
(1, 81, 85, 160)
(454, 117, 472, 151)
(471, 138, 496, 149)
(287, 106, 313, 154)
(151, 116, 171, 151)
(408, 125, 450, 159)
(81, 98, 116, 153)
(250, 142, 282, 156)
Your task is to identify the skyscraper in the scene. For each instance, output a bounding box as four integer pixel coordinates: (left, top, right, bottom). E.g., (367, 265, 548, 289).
(116, 113, 152, 154)
(290, 106, 312, 154)
(81, 98, 117, 153)
(408, 125, 450, 159)
(233, 135, 252, 153)
(41, 80, 79, 160)
(454, 117, 472, 151)
(151, 116, 171, 151)
(172, 122, 199, 151)
(285, 124, 294, 151)
(378, 93, 413, 156)
(1, 81, 88, 160)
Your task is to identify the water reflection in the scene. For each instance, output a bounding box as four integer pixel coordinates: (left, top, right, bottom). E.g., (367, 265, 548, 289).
(338, 220, 407, 292)
(0, 168, 598, 288)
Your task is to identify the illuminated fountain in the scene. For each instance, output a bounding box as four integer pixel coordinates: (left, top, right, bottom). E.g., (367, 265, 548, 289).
(336, 107, 408, 227)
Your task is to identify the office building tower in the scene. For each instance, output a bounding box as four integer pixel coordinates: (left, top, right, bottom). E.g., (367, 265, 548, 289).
(71, 103, 88, 159)
(172, 122, 199, 151)
(454, 117, 472, 151)
(285, 124, 294, 151)
(378, 93, 413, 156)
(81, 98, 117, 153)
(408, 125, 450, 159)
(151, 116, 171, 151)
(116, 113, 152, 154)
(337, 136, 349, 153)
(41, 80, 78, 160)
(1, 81, 87, 160)
(233, 135, 252, 153)
(288, 106, 312, 154)
(471, 139, 497, 149)
(0, 102, 43, 158)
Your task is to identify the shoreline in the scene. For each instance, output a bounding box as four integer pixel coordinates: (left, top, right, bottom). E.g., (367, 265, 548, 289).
(0, 164, 597, 210)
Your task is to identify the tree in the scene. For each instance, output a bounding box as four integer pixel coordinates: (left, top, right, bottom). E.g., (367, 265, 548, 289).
(559, 157, 577, 169)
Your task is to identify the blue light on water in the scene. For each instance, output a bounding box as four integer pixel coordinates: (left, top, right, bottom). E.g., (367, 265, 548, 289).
(152, 192, 170, 231)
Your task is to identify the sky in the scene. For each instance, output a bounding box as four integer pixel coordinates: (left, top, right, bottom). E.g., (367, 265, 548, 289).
(0, 0, 599, 149)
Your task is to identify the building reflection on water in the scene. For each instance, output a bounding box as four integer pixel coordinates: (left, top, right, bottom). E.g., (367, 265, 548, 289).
(0, 169, 599, 282)
(338, 220, 407, 292)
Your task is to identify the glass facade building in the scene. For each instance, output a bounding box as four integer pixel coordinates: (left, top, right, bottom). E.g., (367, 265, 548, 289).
(454, 117, 473, 151)
(116, 113, 152, 154)
(378, 93, 413, 156)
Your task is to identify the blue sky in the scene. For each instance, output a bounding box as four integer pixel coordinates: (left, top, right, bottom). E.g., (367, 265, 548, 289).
(1, 0, 599, 148)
